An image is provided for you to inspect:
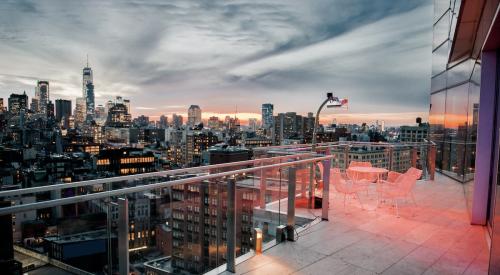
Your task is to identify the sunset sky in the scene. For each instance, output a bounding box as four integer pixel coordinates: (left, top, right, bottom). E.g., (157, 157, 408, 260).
(0, 0, 432, 126)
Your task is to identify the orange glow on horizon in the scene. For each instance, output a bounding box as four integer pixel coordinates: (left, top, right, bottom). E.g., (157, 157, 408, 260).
(139, 111, 428, 126)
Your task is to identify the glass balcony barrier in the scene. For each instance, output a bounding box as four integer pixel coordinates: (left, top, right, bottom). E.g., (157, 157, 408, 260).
(0, 153, 334, 275)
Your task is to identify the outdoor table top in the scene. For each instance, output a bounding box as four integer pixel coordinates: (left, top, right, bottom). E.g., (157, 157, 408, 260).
(347, 166, 389, 174)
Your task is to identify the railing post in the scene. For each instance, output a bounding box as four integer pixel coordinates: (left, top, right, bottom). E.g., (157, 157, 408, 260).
(411, 147, 418, 168)
(322, 157, 331, 221)
(308, 163, 314, 209)
(118, 197, 129, 275)
(388, 147, 394, 171)
(51, 190, 62, 219)
(344, 145, 349, 170)
(259, 160, 266, 209)
(287, 167, 296, 241)
(226, 178, 236, 273)
(428, 144, 436, 180)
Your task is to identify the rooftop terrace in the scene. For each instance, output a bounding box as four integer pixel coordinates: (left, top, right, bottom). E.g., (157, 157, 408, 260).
(222, 174, 489, 275)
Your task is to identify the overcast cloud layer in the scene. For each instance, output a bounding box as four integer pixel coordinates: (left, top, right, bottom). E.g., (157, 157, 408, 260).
(0, 0, 432, 125)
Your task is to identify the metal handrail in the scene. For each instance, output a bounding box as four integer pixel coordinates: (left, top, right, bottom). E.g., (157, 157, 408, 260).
(254, 141, 434, 152)
(0, 152, 317, 198)
(0, 155, 334, 216)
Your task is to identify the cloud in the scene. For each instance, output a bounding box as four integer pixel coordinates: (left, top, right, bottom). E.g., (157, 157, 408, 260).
(0, 0, 432, 125)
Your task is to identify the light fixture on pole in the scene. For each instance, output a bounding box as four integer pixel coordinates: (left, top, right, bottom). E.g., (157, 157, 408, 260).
(311, 93, 348, 150)
(308, 92, 348, 208)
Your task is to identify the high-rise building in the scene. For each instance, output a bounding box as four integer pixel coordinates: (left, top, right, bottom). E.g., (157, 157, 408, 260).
(95, 105, 106, 121)
(187, 105, 202, 126)
(248, 118, 258, 132)
(8, 92, 28, 114)
(82, 62, 95, 122)
(207, 116, 221, 129)
(0, 98, 4, 112)
(36, 81, 49, 115)
(106, 102, 132, 128)
(261, 103, 274, 129)
(85, 82, 95, 121)
(30, 98, 39, 113)
(47, 100, 55, 119)
(172, 113, 183, 129)
(159, 115, 168, 128)
(185, 132, 219, 165)
(123, 99, 131, 115)
(55, 99, 72, 127)
(74, 97, 86, 126)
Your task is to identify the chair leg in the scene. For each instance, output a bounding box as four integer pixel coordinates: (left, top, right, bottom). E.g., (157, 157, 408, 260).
(395, 199, 400, 218)
(410, 192, 417, 207)
(355, 192, 364, 210)
(343, 194, 347, 211)
(410, 193, 417, 217)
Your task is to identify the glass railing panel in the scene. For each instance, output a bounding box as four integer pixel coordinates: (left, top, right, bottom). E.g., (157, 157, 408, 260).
(6, 198, 117, 274)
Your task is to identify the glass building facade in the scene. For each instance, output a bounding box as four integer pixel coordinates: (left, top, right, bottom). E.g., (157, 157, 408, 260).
(430, 0, 500, 272)
(430, 0, 479, 184)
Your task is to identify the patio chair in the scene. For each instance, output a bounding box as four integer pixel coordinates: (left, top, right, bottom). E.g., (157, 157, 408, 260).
(331, 168, 366, 211)
(377, 167, 422, 217)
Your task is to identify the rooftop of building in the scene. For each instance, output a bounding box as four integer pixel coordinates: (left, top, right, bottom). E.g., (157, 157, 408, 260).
(44, 229, 115, 244)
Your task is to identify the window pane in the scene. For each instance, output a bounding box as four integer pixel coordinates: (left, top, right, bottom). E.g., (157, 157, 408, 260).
(434, 0, 450, 23)
(431, 71, 447, 92)
(432, 41, 449, 76)
(433, 11, 450, 50)
(430, 91, 446, 142)
(447, 59, 474, 87)
(444, 82, 469, 142)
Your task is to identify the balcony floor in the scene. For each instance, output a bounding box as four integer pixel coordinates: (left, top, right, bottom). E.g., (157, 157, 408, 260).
(225, 174, 490, 275)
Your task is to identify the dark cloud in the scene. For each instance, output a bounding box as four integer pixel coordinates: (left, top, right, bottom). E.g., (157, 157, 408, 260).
(0, 0, 432, 125)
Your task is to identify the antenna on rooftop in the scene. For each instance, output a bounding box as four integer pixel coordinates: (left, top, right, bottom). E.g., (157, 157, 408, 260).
(86, 54, 89, 67)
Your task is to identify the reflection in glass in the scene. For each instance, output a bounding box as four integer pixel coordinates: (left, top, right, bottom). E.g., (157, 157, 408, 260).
(432, 41, 450, 76)
(434, 0, 450, 23)
(433, 12, 450, 50)
(430, 91, 446, 170)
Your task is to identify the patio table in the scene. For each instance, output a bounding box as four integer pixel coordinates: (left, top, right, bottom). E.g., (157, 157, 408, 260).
(347, 166, 388, 182)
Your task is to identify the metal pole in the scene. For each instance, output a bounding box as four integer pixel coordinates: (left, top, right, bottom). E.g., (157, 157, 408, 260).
(286, 167, 296, 241)
(322, 153, 331, 221)
(226, 178, 236, 273)
(428, 144, 436, 180)
(118, 198, 129, 275)
(311, 97, 331, 151)
(308, 163, 314, 208)
(259, 160, 266, 209)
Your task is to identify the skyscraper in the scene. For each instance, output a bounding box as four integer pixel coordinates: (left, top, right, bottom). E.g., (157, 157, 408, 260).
(159, 115, 168, 128)
(95, 105, 106, 121)
(261, 103, 274, 129)
(8, 92, 28, 114)
(82, 62, 94, 121)
(123, 99, 131, 115)
(248, 118, 258, 131)
(75, 97, 86, 126)
(172, 113, 183, 129)
(55, 99, 72, 127)
(85, 82, 95, 121)
(36, 81, 49, 115)
(187, 105, 202, 126)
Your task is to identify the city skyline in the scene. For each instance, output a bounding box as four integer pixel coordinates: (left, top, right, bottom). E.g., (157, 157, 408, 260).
(0, 0, 432, 126)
